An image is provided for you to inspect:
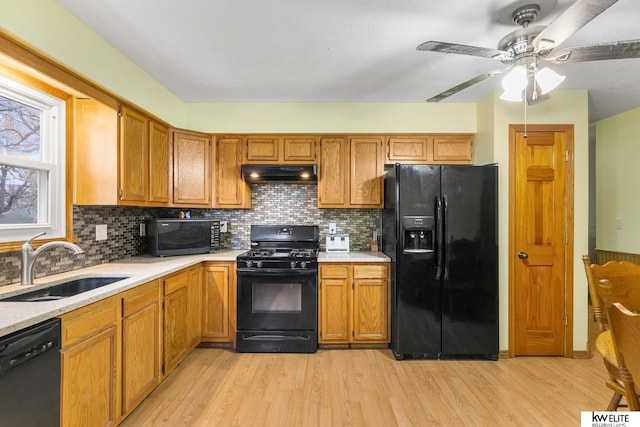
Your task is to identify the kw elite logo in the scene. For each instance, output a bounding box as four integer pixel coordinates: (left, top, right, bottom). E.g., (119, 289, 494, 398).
(581, 411, 640, 427)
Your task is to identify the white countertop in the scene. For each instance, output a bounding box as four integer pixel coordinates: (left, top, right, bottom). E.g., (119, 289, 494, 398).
(0, 249, 389, 337)
(318, 251, 390, 262)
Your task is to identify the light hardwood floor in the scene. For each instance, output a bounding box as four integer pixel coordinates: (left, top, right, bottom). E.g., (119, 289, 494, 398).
(121, 344, 612, 427)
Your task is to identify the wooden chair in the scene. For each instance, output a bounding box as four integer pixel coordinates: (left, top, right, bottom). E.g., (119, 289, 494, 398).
(603, 301, 640, 411)
(582, 255, 640, 410)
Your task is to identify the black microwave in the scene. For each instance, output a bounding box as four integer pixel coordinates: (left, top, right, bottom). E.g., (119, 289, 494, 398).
(146, 218, 220, 256)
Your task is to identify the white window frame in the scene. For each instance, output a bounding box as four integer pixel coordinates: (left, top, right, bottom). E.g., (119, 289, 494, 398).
(0, 75, 66, 243)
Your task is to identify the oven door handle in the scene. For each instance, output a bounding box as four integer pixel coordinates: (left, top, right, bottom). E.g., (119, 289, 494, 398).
(237, 268, 317, 275)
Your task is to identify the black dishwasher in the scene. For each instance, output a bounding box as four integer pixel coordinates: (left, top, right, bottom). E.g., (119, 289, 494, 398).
(0, 318, 61, 427)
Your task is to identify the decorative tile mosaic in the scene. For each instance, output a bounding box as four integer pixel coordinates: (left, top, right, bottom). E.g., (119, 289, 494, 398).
(0, 184, 381, 287)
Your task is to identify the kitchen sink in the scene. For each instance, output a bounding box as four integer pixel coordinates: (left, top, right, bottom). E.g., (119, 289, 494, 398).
(0, 276, 129, 302)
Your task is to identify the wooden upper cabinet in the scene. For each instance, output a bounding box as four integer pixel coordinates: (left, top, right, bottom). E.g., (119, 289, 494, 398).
(216, 136, 251, 208)
(148, 121, 170, 204)
(119, 106, 148, 204)
(318, 136, 349, 208)
(432, 134, 473, 163)
(172, 130, 211, 206)
(349, 136, 384, 208)
(245, 135, 316, 164)
(74, 98, 119, 205)
(387, 136, 430, 163)
(283, 136, 316, 162)
(386, 134, 473, 164)
(74, 99, 171, 206)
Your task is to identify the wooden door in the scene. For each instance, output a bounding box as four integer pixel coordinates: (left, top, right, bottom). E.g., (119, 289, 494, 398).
(432, 134, 473, 164)
(509, 124, 574, 356)
(283, 136, 316, 162)
(318, 136, 349, 208)
(121, 291, 161, 416)
(61, 326, 118, 426)
(202, 265, 230, 339)
(163, 274, 189, 374)
(172, 130, 211, 206)
(119, 106, 148, 203)
(387, 136, 430, 163)
(187, 266, 203, 347)
(216, 136, 250, 208)
(352, 264, 388, 342)
(245, 136, 279, 162)
(319, 264, 350, 343)
(148, 120, 170, 204)
(349, 136, 384, 208)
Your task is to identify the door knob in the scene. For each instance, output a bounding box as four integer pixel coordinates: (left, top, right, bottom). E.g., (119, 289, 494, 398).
(518, 251, 528, 259)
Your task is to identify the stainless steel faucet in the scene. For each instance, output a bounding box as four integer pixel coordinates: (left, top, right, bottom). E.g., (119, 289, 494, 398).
(21, 232, 84, 286)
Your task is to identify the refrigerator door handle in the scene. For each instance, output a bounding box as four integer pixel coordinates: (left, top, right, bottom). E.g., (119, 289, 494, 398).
(443, 195, 450, 280)
(435, 196, 444, 280)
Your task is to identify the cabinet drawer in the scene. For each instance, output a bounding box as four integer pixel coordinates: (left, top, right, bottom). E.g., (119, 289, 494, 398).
(353, 264, 387, 279)
(61, 296, 118, 347)
(163, 270, 188, 295)
(122, 280, 159, 317)
(320, 265, 349, 279)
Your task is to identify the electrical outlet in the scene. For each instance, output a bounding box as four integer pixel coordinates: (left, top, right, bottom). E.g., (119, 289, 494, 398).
(616, 217, 624, 230)
(329, 222, 337, 235)
(220, 221, 228, 232)
(139, 223, 146, 237)
(96, 224, 107, 241)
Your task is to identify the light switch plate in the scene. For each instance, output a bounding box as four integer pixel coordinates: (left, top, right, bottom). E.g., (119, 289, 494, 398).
(220, 221, 228, 232)
(328, 222, 337, 235)
(96, 224, 107, 241)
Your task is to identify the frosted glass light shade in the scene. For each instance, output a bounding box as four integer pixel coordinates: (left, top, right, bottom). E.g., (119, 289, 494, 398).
(536, 67, 565, 94)
(500, 88, 524, 102)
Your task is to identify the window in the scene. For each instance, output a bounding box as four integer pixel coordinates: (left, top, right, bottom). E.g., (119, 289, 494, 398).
(0, 74, 66, 243)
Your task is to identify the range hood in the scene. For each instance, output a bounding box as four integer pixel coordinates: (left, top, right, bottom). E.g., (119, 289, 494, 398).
(242, 164, 317, 184)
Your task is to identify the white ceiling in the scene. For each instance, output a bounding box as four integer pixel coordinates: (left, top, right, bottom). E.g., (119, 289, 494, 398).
(56, 0, 640, 122)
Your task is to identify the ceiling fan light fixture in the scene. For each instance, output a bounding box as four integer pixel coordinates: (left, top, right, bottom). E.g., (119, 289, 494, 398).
(536, 67, 565, 94)
(500, 66, 527, 101)
(500, 88, 524, 102)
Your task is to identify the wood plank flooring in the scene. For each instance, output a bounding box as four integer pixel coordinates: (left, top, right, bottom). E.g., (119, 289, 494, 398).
(120, 346, 612, 426)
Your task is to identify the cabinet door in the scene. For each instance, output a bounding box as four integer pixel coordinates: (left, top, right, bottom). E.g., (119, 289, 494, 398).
(350, 136, 384, 208)
(119, 106, 148, 203)
(433, 135, 473, 163)
(163, 273, 189, 375)
(216, 136, 251, 208)
(387, 136, 431, 163)
(283, 136, 316, 162)
(121, 281, 161, 417)
(148, 120, 170, 204)
(61, 325, 119, 427)
(74, 98, 119, 205)
(319, 264, 350, 343)
(245, 136, 279, 162)
(173, 131, 211, 205)
(202, 265, 231, 339)
(318, 136, 349, 208)
(188, 266, 202, 347)
(352, 265, 389, 342)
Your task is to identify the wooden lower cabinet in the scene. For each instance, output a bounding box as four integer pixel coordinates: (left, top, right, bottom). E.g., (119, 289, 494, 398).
(121, 280, 162, 418)
(201, 262, 236, 346)
(60, 296, 120, 427)
(163, 267, 201, 375)
(319, 263, 390, 345)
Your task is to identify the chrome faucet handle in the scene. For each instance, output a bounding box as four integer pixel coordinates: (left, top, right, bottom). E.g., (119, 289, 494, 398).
(24, 232, 47, 248)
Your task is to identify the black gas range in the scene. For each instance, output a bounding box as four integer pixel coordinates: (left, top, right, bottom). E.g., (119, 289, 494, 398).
(236, 225, 319, 353)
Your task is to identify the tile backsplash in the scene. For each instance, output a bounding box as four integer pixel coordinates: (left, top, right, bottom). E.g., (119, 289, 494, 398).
(0, 184, 381, 287)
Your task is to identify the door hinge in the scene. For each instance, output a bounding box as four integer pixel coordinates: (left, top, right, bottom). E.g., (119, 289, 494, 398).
(565, 150, 569, 162)
(565, 232, 569, 245)
(564, 315, 568, 326)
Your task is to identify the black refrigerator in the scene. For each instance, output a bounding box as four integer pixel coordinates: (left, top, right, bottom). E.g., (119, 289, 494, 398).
(382, 164, 498, 360)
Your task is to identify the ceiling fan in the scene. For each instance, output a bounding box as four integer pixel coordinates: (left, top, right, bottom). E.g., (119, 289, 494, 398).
(417, 0, 640, 105)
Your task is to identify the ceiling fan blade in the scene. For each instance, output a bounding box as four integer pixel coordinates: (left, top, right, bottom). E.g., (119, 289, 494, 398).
(417, 41, 511, 61)
(533, 0, 619, 54)
(427, 69, 506, 102)
(547, 39, 640, 63)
